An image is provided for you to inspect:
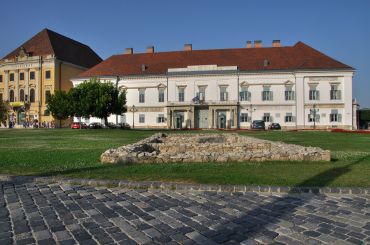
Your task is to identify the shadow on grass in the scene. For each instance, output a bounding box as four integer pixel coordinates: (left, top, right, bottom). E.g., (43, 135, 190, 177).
(39, 165, 109, 177)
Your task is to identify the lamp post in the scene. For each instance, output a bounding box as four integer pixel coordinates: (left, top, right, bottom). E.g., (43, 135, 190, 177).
(310, 104, 319, 129)
(247, 104, 256, 122)
(130, 105, 137, 129)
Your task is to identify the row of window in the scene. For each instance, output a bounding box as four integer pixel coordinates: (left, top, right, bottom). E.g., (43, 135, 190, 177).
(5, 89, 51, 103)
(0, 70, 51, 83)
(138, 114, 166, 124)
(134, 112, 342, 125)
(137, 88, 341, 103)
(240, 113, 294, 123)
(239, 111, 342, 123)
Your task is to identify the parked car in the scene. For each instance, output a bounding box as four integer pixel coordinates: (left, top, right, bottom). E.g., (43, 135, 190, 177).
(268, 123, 281, 130)
(117, 123, 131, 129)
(88, 122, 104, 129)
(251, 120, 266, 130)
(71, 122, 88, 129)
(107, 122, 118, 129)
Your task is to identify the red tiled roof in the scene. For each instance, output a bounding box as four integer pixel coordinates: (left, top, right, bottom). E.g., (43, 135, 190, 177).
(2, 29, 102, 68)
(77, 41, 353, 78)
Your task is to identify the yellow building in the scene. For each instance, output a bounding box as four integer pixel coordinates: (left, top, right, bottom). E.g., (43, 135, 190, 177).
(0, 28, 102, 127)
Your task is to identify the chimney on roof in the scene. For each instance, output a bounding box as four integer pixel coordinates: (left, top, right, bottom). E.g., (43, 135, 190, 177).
(272, 40, 281, 47)
(184, 44, 192, 51)
(146, 46, 154, 54)
(246, 41, 252, 48)
(124, 48, 133, 55)
(254, 40, 262, 48)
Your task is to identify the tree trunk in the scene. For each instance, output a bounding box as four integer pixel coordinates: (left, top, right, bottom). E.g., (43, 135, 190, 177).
(104, 116, 108, 127)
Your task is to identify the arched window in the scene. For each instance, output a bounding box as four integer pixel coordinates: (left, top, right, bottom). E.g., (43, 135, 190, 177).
(19, 89, 24, 101)
(9, 90, 15, 102)
(30, 88, 35, 103)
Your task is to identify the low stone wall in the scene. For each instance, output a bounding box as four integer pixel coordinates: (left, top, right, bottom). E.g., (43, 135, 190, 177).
(100, 133, 331, 164)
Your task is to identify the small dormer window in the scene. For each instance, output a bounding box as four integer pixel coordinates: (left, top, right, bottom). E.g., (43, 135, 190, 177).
(263, 59, 270, 67)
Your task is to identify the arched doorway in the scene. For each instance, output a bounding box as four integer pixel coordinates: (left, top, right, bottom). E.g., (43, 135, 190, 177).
(217, 111, 227, 129)
(17, 107, 26, 125)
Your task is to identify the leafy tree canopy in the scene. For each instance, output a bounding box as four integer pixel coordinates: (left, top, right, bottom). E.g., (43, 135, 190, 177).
(47, 90, 72, 120)
(69, 78, 126, 125)
(0, 100, 11, 125)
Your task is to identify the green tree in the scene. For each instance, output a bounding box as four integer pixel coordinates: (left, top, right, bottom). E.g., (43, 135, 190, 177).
(47, 90, 72, 127)
(0, 100, 10, 127)
(72, 78, 126, 125)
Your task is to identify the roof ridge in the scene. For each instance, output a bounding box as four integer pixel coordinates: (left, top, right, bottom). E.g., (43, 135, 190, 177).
(43, 29, 56, 55)
(45, 28, 91, 49)
(2, 28, 102, 68)
(293, 41, 354, 70)
(116, 45, 294, 57)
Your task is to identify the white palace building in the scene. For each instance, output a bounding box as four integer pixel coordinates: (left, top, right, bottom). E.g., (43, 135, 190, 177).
(71, 40, 356, 130)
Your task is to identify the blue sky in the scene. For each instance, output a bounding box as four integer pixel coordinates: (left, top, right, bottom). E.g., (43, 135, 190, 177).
(1, 0, 369, 107)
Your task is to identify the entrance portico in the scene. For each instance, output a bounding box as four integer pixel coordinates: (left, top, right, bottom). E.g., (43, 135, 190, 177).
(167, 104, 238, 129)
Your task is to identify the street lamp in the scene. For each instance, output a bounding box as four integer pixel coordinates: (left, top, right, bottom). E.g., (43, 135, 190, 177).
(247, 104, 256, 122)
(310, 104, 319, 129)
(130, 105, 137, 129)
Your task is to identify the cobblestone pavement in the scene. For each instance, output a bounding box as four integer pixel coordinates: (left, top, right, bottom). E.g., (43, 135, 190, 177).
(0, 181, 369, 245)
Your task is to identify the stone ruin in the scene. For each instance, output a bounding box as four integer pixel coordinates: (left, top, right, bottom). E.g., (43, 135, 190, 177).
(100, 133, 331, 164)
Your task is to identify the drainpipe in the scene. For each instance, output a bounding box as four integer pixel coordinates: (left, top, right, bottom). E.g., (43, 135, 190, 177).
(292, 71, 298, 130)
(237, 72, 240, 129)
(38, 57, 43, 126)
(166, 74, 169, 129)
(116, 76, 120, 124)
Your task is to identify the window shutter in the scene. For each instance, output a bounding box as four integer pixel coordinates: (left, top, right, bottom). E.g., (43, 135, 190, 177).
(338, 91, 342, 100)
(261, 91, 264, 100)
(248, 91, 251, 101)
(270, 92, 273, 101)
(239, 91, 243, 101)
(317, 91, 320, 100)
(338, 114, 342, 122)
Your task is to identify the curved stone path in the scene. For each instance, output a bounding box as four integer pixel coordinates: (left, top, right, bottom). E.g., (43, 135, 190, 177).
(0, 180, 369, 244)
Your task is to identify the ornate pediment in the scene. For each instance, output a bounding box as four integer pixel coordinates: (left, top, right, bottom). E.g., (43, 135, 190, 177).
(240, 81, 250, 87)
(157, 83, 167, 89)
(17, 47, 30, 58)
(118, 85, 127, 91)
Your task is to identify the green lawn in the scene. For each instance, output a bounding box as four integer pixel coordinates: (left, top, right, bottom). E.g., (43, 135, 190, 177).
(0, 129, 369, 187)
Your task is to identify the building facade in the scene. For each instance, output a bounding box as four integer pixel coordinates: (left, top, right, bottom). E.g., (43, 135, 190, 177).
(0, 29, 102, 127)
(72, 41, 355, 130)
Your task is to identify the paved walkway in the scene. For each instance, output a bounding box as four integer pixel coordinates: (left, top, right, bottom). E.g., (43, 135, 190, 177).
(0, 181, 369, 245)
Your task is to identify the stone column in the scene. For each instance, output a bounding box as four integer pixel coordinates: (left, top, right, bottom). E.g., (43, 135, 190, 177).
(4, 71, 9, 99)
(295, 75, 305, 129)
(213, 109, 217, 129)
(167, 109, 171, 129)
(25, 69, 29, 101)
(15, 70, 19, 101)
(233, 106, 238, 128)
(35, 68, 39, 104)
(211, 108, 214, 128)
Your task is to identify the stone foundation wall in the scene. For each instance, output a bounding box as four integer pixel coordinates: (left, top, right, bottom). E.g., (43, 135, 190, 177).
(101, 133, 331, 164)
